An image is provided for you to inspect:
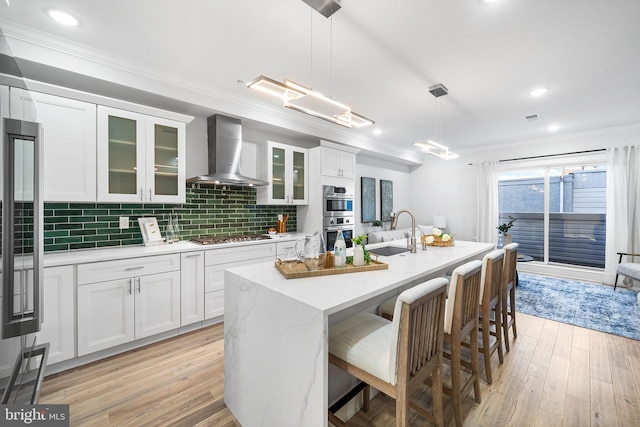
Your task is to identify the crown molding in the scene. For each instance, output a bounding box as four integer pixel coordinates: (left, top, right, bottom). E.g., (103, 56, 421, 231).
(0, 19, 423, 166)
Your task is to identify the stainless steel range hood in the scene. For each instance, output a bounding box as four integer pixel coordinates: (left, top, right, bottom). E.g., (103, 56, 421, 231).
(187, 115, 268, 187)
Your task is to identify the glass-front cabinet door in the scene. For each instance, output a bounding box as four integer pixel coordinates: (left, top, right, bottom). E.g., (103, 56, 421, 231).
(98, 106, 185, 203)
(146, 117, 185, 203)
(270, 145, 286, 202)
(292, 148, 307, 203)
(260, 141, 308, 205)
(98, 106, 145, 202)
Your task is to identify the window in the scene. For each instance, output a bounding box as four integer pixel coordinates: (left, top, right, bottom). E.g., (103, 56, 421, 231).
(499, 161, 606, 268)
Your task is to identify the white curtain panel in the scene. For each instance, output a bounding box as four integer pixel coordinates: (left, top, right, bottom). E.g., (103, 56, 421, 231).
(473, 160, 499, 244)
(604, 145, 640, 285)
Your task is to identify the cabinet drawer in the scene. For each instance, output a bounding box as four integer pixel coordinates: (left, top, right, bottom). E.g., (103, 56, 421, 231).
(205, 256, 271, 293)
(204, 243, 275, 266)
(78, 254, 180, 285)
(204, 290, 224, 320)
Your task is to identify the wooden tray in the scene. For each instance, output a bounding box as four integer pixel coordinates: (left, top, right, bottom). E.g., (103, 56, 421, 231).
(274, 259, 388, 279)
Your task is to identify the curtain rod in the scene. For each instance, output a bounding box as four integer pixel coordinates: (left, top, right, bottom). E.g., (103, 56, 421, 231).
(468, 148, 606, 165)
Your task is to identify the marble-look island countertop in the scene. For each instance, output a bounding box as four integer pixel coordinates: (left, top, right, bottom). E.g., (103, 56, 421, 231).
(223, 239, 494, 427)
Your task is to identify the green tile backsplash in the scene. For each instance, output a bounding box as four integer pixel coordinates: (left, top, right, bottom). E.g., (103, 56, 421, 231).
(43, 185, 297, 252)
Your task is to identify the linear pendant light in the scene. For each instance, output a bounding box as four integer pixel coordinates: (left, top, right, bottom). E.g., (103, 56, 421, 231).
(414, 83, 459, 160)
(247, 75, 374, 128)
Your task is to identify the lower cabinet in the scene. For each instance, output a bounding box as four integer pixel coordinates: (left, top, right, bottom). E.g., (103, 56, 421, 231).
(77, 254, 181, 356)
(1, 266, 75, 378)
(180, 251, 205, 326)
(204, 243, 276, 319)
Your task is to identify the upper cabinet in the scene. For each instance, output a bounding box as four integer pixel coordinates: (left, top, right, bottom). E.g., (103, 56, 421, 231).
(10, 88, 97, 202)
(321, 146, 356, 179)
(257, 141, 308, 205)
(97, 106, 186, 203)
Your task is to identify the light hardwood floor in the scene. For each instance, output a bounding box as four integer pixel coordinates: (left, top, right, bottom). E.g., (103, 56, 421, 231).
(39, 312, 640, 426)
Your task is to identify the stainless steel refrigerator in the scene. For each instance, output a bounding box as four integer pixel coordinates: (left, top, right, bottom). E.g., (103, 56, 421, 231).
(1, 117, 48, 404)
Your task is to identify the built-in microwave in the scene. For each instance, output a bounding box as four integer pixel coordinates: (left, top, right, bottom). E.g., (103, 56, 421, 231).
(323, 185, 354, 217)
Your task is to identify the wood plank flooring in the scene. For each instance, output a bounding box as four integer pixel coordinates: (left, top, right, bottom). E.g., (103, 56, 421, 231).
(39, 312, 640, 426)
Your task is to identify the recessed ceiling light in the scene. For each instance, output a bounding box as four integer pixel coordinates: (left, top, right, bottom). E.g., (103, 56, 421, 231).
(528, 87, 548, 97)
(373, 128, 382, 135)
(547, 124, 561, 132)
(480, 0, 502, 4)
(47, 9, 80, 27)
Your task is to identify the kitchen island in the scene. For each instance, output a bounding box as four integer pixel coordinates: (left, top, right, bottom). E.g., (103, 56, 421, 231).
(223, 239, 494, 427)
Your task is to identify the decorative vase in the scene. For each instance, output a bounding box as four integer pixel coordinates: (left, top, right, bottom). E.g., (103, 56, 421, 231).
(353, 245, 365, 266)
(504, 233, 512, 246)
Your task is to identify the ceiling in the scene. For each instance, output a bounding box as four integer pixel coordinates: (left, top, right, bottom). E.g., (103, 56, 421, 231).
(1, 0, 639, 163)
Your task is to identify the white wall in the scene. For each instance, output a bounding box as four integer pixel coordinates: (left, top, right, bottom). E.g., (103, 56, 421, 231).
(355, 154, 413, 236)
(409, 124, 640, 241)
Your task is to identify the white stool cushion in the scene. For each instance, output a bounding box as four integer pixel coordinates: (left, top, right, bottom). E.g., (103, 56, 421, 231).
(330, 313, 394, 384)
(618, 262, 640, 281)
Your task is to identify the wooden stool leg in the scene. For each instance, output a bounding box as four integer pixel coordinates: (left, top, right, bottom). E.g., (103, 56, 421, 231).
(451, 341, 463, 427)
(363, 384, 370, 412)
(503, 293, 510, 352)
(510, 285, 517, 339)
(482, 314, 493, 384)
(496, 302, 504, 364)
(433, 359, 444, 427)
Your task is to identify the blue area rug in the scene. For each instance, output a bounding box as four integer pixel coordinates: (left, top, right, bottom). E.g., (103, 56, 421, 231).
(516, 273, 640, 341)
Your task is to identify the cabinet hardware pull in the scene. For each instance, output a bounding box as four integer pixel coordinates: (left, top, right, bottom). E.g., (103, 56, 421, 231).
(185, 254, 201, 258)
(125, 266, 144, 271)
(148, 188, 152, 201)
(129, 278, 133, 295)
(140, 187, 144, 201)
(137, 277, 141, 293)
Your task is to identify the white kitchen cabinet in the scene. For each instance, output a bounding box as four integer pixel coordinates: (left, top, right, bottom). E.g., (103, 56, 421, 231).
(204, 243, 276, 320)
(97, 106, 186, 203)
(10, 88, 97, 201)
(29, 265, 75, 366)
(257, 141, 308, 205)
(0, 270, 22, 380)
(77, 254, 181, 356)
(321, 146, 356, 179)
(180, 251, 205, 326)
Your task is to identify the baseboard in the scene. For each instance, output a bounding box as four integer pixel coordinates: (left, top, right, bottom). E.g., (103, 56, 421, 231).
(517, 262, 605, 284)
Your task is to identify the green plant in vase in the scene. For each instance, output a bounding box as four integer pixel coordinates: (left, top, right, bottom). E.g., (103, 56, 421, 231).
(497, 215, 517, 245)
(346, 235, 371, 265)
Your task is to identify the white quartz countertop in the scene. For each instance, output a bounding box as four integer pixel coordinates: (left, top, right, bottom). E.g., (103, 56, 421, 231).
(226, 239, 494, 315)
(39, 232, 307, 267)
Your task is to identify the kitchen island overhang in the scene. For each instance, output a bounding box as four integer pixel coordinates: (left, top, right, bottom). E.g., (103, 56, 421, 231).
(223, 239, 495, 427)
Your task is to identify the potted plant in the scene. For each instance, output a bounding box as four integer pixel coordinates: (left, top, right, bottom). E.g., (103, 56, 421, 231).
(497, 215, 517, 245)
(371, 220, 383, 232)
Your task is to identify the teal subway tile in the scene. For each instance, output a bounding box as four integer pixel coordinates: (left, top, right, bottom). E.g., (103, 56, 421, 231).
(70, 242, 97, 250)
(45, 230, 70, 238)
(55, 209, 82, 216)
(83, 209, 109, 216)
(70, 203, 97, 209)
(70, 229, 97, 236)
(55, 223, 83, 230)
(55, 236, 82, 244)
(45, 216, 69, 224)
(97, 203, 121, 209)
(84, 222, 112, 229)
(70, 216, 98, 223)
(109, 209, 133, 215)
(97, 216, 119, 222)
(45, 244, 70, 252)
(83, 235, 111, 242)
(46, 203, 69, 209)
(96, 241, 120, 248)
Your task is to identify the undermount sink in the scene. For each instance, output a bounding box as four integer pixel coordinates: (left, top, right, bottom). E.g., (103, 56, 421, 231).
(368, 246, 410, 257)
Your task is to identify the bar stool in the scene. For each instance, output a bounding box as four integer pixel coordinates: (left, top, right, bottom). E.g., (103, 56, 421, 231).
(502, 243, 519, 352)
(329, 278, 448, 427)
(442, 260, 483, 427)
(462, 249, 504, 384)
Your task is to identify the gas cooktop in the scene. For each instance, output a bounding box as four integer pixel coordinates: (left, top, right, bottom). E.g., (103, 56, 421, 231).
(190, 234, 271, 245)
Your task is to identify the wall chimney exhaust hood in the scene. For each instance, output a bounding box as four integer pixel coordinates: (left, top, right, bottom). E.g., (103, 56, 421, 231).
(187, 115, 269, 187)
